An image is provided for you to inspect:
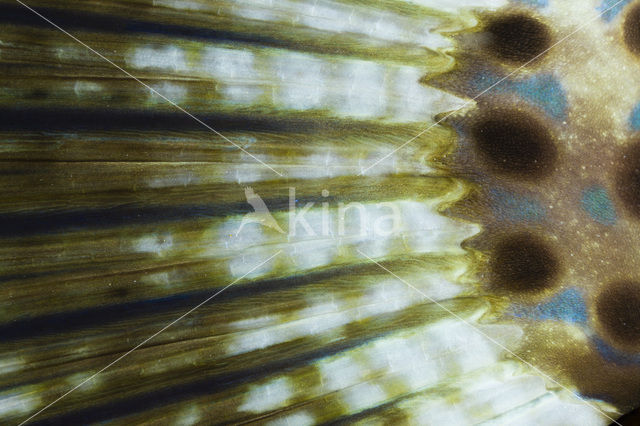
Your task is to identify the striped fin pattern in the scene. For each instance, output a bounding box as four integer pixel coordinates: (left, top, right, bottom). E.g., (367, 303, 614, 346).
(0, 0, 622, 424)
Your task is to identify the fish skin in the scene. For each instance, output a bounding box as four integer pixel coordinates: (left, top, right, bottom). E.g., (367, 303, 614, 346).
(0, 0, 636, 425)
(428, 0, 640, 416)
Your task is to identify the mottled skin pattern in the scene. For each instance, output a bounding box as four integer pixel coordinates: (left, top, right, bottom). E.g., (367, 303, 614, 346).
(427, 0, 640, 414)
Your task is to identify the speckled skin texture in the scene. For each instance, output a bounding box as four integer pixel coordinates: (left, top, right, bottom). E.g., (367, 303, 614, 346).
(428, 0, 640, 412)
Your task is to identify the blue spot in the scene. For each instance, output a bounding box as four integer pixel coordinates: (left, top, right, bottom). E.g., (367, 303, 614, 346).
(513, 0, 548, 8)
(511, 288, 588, 324)
(597, 0, 633, 22)
(593, 336, 640, 365)
(491, 189, 545, 222)
(513, 75, 568, 120)
(471, 72, 567, 120)
(581, 186, 617, 226)
(470, 71, 502, 94)
(630, 102, 640, 131)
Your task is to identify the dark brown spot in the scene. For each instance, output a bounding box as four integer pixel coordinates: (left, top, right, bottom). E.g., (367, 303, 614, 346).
(489, 233, 559, 293)
(485, 14, 551, 64)
(470, 109, 557, 179)
(616, 140, 640, 218)
(624, 4, 640, 55)
(596, 281, 640, 347)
